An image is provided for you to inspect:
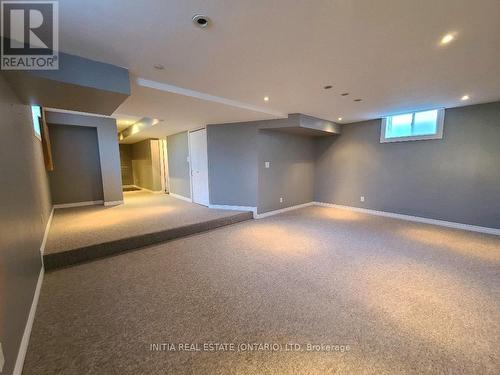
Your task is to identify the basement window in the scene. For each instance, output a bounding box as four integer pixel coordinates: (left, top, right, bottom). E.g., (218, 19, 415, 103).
(31, 105, 42, 140)
(380, 108, 445, 143)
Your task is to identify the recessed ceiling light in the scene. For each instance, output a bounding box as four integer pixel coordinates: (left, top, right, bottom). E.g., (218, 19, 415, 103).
(461, 95, 470, 101)
(153, 64, 165, 70)
(354, 98, 362, 102)
(192, 14, 210, 28)
(323, 85, 333, 90)
(341, 93, 349, 96)
(264, 96, 270, 102)
(338, 117, 342, 121)
(440, 33, 455, 45)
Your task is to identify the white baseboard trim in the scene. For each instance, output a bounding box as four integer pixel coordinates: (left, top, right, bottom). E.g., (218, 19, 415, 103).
(104, 200, 124, 207)
(209, 204, 257, 218)
(40, 208, 54, 256)
(169, 193, 192, 202)
(53, 200, 103, 209)
(314, 202, 500, 236)
(13, 267, 44, 375)
(256, 202, 315, 219)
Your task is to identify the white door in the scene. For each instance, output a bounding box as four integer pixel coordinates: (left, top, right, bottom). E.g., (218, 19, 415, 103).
(189, 129, 209, 206)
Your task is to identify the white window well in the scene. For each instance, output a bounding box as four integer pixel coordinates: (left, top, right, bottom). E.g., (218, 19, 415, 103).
(380, 108, 445, 143)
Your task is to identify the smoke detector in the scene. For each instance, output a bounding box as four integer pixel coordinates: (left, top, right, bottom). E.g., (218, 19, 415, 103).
(192, 14, 210, 28)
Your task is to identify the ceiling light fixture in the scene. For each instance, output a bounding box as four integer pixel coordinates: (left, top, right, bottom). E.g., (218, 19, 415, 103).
(153, 64, 165, 70)
(341, 93, 349, 96)
(323, 85, 333, 90)
(192, 14, 210, 28)
(264, 96, 270, 102)
(461, 95, 470, 101)
(440, 33, 455, 45)
(337, 117, 342, 121)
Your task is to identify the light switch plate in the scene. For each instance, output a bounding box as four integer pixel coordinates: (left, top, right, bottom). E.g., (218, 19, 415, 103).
(0, 342, 5, 372)
(360, 196, 365, 202)
(265, 161, 270, 168)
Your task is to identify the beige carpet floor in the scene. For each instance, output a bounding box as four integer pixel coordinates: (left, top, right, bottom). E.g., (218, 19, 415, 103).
(25, 206, 500, 374)
(45, 191, 248, 254)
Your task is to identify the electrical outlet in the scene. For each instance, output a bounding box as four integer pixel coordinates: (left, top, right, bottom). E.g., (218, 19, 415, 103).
(360, 196, 365, 202)
(265, 161, 270, 169)
(0, 342, 4, 373)
(280, 197, 284, 203)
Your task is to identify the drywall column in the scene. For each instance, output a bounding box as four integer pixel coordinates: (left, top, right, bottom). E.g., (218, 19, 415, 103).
(258, 130, 315, 213)
(166, 132, 191, 199)
(45, 111, 124, 205)
(207, 122, 259, 207)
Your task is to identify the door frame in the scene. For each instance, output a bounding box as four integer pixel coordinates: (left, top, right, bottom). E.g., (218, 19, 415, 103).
(188, 127, 210, 206)
(158, 138, 169, 193)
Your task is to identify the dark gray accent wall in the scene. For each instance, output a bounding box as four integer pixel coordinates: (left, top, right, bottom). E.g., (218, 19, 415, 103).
(315, 102, 500, 229)
(207, 122, 259, 206)
(48, 124, 103, 204)
(167, 132, 191, 198)
(45, 111, 123, 204)
(258, 130, 315, 213)
(0, 76, 51, 375)
(119, 144, 134, 186)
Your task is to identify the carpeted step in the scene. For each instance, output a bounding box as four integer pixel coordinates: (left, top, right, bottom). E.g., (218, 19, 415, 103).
(43, 211, 253, 270)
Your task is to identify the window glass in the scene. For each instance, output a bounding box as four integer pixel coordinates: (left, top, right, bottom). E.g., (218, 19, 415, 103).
(31, 105, 42, 139)
(386, 113, 413, 138)
(413, 109, 438, 136)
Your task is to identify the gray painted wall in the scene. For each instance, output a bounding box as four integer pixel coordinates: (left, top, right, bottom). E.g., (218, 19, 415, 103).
(45, 111, 123, 204)
(0, 76, 52, 375)
(207, 122, 259, 206)
(167, 132, 191, 198)
(48, 124, 104, 204)
(150, 140, 162, 192)
(119, 144, 134, 186)
(315, 102, 500, 229)
(3, 52, 130, 116)
(258, 130, 315, 213)
(130, 139, 162, 191)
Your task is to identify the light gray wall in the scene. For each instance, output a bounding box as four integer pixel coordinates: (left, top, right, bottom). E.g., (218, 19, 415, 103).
(150, 140, 162, 192)
(45, 111, 123, 204)
(131, 139, 161, 191)
(315, 102, 500, 229)
(167, 132, 191, 198)
(48, 124, 104, 204)
(258, 130, 315, 213)
(119, 144, 134, 186)
(0, 76, 52, 375)
(207, 122, 259, 206)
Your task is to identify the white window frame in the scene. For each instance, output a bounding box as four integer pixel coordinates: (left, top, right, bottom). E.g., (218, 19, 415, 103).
(380, 108, 445, 143)
(31, 105, 42, 141)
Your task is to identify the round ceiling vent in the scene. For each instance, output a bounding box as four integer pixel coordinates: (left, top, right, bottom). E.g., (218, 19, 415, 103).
(192, 14, 210, 28)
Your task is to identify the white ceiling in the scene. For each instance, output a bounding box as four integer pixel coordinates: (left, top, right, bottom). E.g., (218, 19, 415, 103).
(58, 0, 500, 139)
